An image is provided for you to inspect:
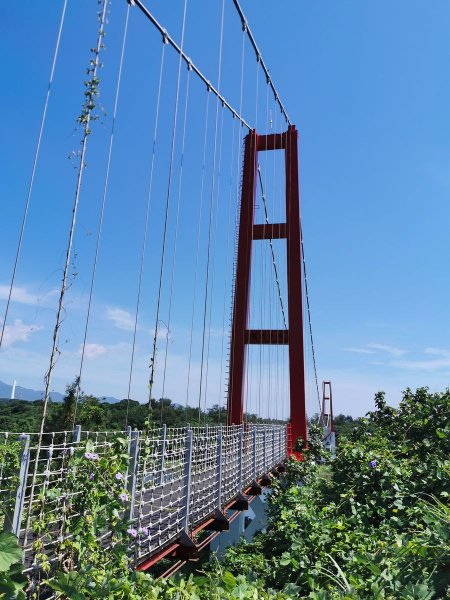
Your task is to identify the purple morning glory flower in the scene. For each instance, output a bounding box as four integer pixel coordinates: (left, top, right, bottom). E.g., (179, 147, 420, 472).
(89, 473, 95, 480)
(115, 473, 124, 480)
(119, 493, 128, 502)
(369, 459, 377, 468)
(127, 527, 138, 538)
(84, 452, 99, 461)
(138, 527, 149, 536)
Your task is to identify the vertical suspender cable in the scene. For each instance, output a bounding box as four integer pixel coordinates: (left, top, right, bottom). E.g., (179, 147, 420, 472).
(301, 225, 321, 414)
(126, 39, 167, 425)
(25, 0, 109, 541)
(160, 67, 191, 422)
(185, 91, 211, 418)
(217, 115, 237, 423)
(147, 0, 188, 417)
(74, 3, 130, 425)
(202, 104, 225, 419)
(197, 0, 226, 423)
(0, 0, 68, 349)
(230, 0, 290, 125)
(39, 0, 108, 438)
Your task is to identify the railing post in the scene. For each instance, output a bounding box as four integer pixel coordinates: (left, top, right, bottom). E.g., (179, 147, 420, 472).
(216, 427, 223, 509)
(272, 426, 276, 468)
(157, 424, 167, 486)
(182, 428, 193, 533)
(279, 427, 282, 461)
(237, 426, 243, 492)
(263, 426, 267, 473)
(72, 425, 81, 444)
(127, 429, 140, 522)
(3, 434, 31, 537)
(252, 426, 257, 480)
(70, 424, 81, 456)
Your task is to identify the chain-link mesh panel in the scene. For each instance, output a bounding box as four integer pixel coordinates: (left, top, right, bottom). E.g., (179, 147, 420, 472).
(135, 427, 188, 559)
(3, 424, 287, 574)
(190, 427, 220, 525)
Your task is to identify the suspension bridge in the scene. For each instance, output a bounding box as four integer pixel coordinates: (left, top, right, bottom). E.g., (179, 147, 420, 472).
(0, 0, 334, 587)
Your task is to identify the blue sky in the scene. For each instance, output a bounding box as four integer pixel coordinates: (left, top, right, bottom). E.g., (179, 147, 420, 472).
(1, 0, 450, 418)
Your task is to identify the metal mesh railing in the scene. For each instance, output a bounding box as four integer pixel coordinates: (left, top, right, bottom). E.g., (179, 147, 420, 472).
(2, 423, 287, 575)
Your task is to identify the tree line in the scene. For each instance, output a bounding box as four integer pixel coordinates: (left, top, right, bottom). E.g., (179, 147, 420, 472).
(0, 379, 288, 433)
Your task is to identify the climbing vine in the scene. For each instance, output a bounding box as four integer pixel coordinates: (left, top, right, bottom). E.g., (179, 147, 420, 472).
(0, 438, 21, 528)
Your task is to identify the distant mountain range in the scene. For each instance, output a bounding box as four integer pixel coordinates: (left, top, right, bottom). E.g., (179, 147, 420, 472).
(0, 380, 119, 404)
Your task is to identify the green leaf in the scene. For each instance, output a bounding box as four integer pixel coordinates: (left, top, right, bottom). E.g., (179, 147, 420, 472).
(48, 572, 86, 600)
(0, 534, 22, 572)
(221, 571, 237, 590)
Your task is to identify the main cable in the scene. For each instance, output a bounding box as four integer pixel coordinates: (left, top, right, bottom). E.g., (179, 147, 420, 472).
(230, 0, 290, 125)
(130, 0, 251, 130)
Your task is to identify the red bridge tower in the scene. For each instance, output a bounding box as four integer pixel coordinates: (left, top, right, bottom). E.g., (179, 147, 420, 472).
(227, 125, 307, 455)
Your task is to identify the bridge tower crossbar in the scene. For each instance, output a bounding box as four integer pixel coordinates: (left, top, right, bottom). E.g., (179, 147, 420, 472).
(227, 125, 307, 455)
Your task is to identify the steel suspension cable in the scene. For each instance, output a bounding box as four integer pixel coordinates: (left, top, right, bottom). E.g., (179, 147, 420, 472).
(217, 115, 237, 424)
(38, 0, 108, 437)
(0, 0, 68, 350)
(202, 103, 226, 421)
(25, 0, 109, 543)
(257, 166, 287, 329)
(300, 224, 321, 413)
(160, 67, 192, 423)
(130, 0, 251, 130)
(184, 90, 211, 418)
(198, 0, 226, 423)
(126, 40, 167, 425)
(147, 0, 188, 417)
(226, 27, 246, 421)
(184, 98, 212, 419)
(230, 0, 290, 125)
(75, 3, 131, 425)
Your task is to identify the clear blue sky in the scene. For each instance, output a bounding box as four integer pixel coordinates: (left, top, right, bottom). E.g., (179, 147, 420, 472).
(1, 0, 449, 418)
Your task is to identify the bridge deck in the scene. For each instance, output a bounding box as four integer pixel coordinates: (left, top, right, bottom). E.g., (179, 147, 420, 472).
(0, 424, 287, 577)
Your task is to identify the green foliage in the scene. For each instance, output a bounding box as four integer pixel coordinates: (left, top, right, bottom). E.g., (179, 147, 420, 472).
(9, 386, 450, 598)
(32, 435, 131, 585)
(0, 533, 27, 599)
(0, 439, 21, 527)
(221, 387, 450, 598)
(0, 392, 284, 434)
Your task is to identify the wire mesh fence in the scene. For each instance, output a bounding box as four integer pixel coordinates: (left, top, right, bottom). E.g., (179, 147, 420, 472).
(1, 423, 287, 581)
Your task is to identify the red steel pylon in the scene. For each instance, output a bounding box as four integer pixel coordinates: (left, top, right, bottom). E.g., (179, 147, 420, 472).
(227, 126, 307, 456)
(321, 381, 334, 433)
